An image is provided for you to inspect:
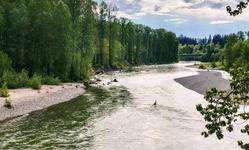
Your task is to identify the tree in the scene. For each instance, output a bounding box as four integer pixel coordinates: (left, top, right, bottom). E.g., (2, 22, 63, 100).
(0, 0, 179, 82)
(107, 2, 118, 68)
(197, 34, 249, 150)
(0, 51, 11, 77)
(223, 34, 240, 70)
(27, 0, 53, 73)
(79, 0, 96, 80)
(197, 68, 249, 150)
(237, 31, 246, 40)
(0, 4, 5, 52)
(98, 1, 108, 66)
(7, 1, 29, 70)
(51, 0, 73, 79)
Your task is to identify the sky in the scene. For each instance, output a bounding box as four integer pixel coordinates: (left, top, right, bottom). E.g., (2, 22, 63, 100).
(96, 0, 249, 38)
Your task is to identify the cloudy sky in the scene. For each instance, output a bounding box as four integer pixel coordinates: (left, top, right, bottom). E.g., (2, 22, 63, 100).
(96, 0, 249, 38)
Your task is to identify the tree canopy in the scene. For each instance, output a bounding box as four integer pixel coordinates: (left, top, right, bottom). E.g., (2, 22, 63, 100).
(196, 2, 249, 148)
(0, 0, 179, 83)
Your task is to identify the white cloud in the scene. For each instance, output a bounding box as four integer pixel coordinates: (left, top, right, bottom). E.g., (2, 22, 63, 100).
(210, 20, 233, 24)
(164, 18, 186, 24)
(108, 0, 249, 24)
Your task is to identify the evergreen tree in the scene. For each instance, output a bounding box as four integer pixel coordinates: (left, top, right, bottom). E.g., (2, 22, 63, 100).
(52, 0, 73, 79)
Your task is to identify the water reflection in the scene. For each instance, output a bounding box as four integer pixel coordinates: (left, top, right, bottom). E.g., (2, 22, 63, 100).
(0, 87, 131, 149)
(0, 63, 244, 150)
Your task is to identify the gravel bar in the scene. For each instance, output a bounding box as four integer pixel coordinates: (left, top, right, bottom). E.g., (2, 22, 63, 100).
(0, 84, 85, 121)
(175, 71, 230, 95)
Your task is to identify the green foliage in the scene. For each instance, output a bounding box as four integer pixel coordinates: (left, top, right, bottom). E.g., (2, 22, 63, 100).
(1, 70, 29, 89)
(223, 35, 249, 71)
(1, 70, 60, 89)
(17, 70, 29, 87)
(197, 68, 249, 150)
(0, 82, 9, 97)
(0, 51, 12, 77)
(179, 43, 222, 62)
(3, 98, 12, 109)
(198, 64, 206, 69)
(28, 74, 42, 90)
(41, 76, 61, 85)
(211, 62, 216, 68)
(51, 1, 72, 79)
(0, 0, 179, 83)
(2, 71, 21, 89)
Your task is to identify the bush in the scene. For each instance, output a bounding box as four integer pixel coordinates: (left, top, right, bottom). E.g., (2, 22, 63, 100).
(211, 62, 216, 68)
(29, 74, 42, 90)
(2, 71, 19, 89)
(0, 82, 9, 97)
(198, 64, 206, 69)
(17, 70, 29, 87)
(1, 70, 29, 89)
(3, 98, 12, 109)
(41, 76, 61, 85)
(1, 71, 60, 90)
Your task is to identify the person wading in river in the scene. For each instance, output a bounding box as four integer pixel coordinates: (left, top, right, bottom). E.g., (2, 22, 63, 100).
(153, 100, 157, 106)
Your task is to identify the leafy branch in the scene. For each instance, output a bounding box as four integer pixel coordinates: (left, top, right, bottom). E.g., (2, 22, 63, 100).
(197, 68, 249, 150)
(227, 1, 249, 16)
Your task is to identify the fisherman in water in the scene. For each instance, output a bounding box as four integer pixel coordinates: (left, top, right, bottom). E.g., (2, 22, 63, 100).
(153, 100, 157, 107)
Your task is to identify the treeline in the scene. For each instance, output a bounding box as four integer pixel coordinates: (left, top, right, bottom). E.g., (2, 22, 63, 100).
(178, 32, 247, 62)
(0, 0, 178, 84)
(223, 33, 249, 71)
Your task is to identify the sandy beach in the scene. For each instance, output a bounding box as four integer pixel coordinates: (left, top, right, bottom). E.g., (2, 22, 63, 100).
(0, 83, 85, 121)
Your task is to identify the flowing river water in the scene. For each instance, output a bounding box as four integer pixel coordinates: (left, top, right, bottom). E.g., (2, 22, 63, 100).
(0, 62, 246, 150)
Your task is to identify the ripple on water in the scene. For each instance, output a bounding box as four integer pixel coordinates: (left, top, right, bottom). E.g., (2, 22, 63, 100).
(0, 63, 244, 150)
(0, 86, 132, 149)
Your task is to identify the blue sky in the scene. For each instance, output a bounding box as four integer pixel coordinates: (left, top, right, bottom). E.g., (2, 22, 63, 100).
(96, 0, 249, 38)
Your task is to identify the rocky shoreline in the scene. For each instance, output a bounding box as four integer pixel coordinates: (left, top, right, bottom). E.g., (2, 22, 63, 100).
(0, 83, 85, 121)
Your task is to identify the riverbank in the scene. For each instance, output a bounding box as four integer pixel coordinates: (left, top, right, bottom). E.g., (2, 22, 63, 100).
(0, 83, 85, 121)
(175, 70, 230, 95)
(189, 62, 225, 71)
(0, 62, 245, 150)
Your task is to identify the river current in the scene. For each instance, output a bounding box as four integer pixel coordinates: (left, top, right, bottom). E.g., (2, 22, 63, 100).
(0, 62, 245, 150)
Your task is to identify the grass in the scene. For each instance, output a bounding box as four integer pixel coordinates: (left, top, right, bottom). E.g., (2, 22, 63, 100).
(3, 98, 12, 109)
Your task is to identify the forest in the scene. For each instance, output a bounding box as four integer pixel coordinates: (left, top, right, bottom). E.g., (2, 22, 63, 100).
(178, 32, 249, 71)
(1, 0, 249, 149)
(179, 31, 249, 149)
(0, 0, 178, 88)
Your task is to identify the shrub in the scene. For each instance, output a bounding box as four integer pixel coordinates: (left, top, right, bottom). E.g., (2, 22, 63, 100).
(2, 71, 19, 89)
(3, 98, 12, 109)
(0, 82, 9, 97)
(198, 64, 206, 69)
(29, 74, 42, 90)
(211, 62, 216, 68)
(17, 70, 29, 87)
(1, 70, 30, 89)
(1, 71, 61, 90)
(41, 76, 61, 85)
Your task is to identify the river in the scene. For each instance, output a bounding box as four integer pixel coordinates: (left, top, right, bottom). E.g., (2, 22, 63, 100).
(0, 62, 245, 150)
